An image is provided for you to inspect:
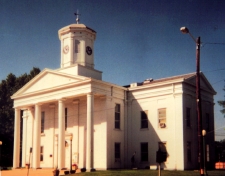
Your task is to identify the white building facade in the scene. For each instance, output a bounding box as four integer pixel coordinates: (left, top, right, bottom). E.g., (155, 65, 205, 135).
(12, 22, 216, 171)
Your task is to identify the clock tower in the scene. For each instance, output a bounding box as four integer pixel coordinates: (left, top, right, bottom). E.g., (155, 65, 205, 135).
(58, 23, 102, 80)
(58, 24, 96, 68)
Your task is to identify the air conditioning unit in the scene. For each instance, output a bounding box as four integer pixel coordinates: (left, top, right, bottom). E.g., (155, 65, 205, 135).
(160, 123, 166, 128)
(130, 83, 138, 87)
(143, 78, 154, 84)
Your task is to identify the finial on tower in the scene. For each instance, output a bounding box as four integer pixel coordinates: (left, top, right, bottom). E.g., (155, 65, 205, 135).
(74, 10, 80, 24)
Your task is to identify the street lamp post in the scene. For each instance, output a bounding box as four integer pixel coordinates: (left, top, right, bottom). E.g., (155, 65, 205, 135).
(180, 27, 204, 176)
(0, 141, 2, 174)
(202, 130, 207, 176)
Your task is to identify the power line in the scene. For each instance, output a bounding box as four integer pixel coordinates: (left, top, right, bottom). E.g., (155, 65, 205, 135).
(204, 68, 225, 73)
(212, 79, 224, 85)
(202, 42, 225, 47)
(202, 69, 225, 85)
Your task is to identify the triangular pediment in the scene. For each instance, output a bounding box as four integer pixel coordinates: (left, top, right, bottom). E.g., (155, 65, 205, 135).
(184, 72, 216, 94)
(12, 69, 90, 97)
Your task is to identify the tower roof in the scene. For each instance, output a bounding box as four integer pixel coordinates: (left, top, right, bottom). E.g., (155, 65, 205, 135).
(58, 24, 96, 39)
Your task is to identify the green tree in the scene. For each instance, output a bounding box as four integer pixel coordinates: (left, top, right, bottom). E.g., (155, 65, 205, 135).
(218, 85, 225, 117)
(0, 67, 40, 167)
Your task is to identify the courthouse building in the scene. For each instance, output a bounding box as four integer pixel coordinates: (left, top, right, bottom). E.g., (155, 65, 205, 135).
(12, 21, 216, 170)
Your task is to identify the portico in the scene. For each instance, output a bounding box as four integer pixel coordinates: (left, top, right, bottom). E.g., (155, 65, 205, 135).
(12, 89, 99, 169)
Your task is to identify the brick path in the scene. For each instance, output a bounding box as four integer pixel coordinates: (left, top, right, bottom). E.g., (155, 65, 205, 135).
(1, 168, 80, 176)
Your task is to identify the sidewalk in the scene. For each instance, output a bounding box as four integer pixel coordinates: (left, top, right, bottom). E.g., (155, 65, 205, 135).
(1, 168, 79, 176)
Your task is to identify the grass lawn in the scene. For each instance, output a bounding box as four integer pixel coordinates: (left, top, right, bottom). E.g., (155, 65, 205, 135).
(63, 169, 225, 176)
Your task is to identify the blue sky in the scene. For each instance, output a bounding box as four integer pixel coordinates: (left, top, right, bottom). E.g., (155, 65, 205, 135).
(1, 0, 225, 140)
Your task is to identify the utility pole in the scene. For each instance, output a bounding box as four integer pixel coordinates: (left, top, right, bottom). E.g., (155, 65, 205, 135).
(196, 37, 204, 176)
(180, 27, 204, 176)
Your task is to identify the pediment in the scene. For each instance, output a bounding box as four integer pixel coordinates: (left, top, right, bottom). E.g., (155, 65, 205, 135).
(12, 69, 89, 97)
(185, 73, 216, 94)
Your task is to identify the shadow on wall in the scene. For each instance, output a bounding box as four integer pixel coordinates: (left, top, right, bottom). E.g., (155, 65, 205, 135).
(128, 99, 169, 170)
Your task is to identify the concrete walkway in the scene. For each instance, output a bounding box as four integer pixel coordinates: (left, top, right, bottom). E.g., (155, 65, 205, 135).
(1, 168, 80, 176)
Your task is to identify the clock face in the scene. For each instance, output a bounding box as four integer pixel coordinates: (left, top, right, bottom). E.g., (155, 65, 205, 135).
(63, 45, 69, 54)
(86, 46, 92, 55)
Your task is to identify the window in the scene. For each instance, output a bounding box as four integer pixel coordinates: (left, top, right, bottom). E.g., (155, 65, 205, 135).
(115, 104, 120, 129)
(141, 143, 148, 161)
(65, 108, 68, 131)
(75, 40, 80, 53)
(115, 143, 120, 159)
(41, 112, 45, 133)
(141, 111, 148, 129)
(187, 141, 191, 162)
(205, 113, 209, 131)
(158, 108, 166, 128)
(186, 108, 191, 127)
(40, 146, 44, 161)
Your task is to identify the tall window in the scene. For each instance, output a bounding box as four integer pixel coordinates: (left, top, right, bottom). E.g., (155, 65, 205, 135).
(65, 108, 68, 131)
(141, 142, 148, 161)
(205, 113, 209, 131)
(75, 40, 80, 53)
(186, 107, 191, 127)
(41, 112, 45, 133)
(40, 146, 44, 161)
(115, 143, 120, 160)
(158, 108, 166, 128)
(115, 104, 120, 129)
(187, 141, 191, 162)
(141, 111, 148, 129)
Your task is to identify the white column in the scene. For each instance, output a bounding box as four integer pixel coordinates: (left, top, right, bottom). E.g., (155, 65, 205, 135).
(72, 100, 80, 164)
(58, 99, 65, 169)
(13, 108, 21, 168)
(33, 104, 41, 169)
(28, 107, 35, 168)
(86, 93, 94, 170)
(22, 110, 28, 167)
(49, 104, 56, 168)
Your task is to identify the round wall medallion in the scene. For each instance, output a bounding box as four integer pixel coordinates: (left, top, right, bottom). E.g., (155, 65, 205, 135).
(63, 45, 69, 54)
